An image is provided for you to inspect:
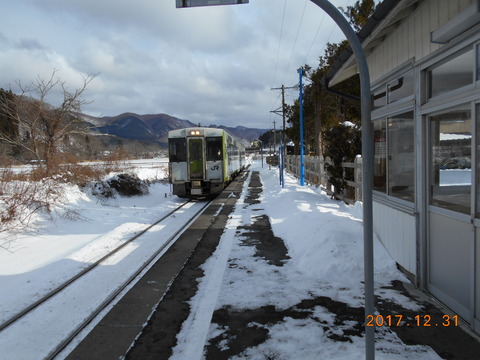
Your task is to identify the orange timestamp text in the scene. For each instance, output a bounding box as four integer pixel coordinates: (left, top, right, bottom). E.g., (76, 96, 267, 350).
(366, 314, 459, 327)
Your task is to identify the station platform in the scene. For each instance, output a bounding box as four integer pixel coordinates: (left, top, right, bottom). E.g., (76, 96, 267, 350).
(66, 163, 480, 360)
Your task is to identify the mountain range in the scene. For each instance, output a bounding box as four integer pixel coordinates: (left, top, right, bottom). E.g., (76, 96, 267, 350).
(89, 113, 267, 147)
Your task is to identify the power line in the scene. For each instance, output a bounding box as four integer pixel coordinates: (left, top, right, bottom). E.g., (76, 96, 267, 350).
(308, 0, 354, 64)
(303, 11, 326, 65)
(270, 0, 354, 113)
(272, 0, 288, 88)
(270, 90, 282, 112)
(280, 0, 308, 84)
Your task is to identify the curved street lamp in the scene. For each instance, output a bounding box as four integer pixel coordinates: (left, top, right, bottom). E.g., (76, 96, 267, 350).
(176, 1, 374, 358)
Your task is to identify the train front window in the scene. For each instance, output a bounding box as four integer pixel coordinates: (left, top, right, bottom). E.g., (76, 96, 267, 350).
(190, 139, 203, 161)
(169, 138, 186, 162)
(206, 137, 222, 161)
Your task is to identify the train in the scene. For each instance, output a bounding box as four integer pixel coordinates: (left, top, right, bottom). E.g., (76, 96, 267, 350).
(168, 127, 246, 198)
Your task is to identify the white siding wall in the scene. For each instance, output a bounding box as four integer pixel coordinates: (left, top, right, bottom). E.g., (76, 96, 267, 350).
(368, 0, 474, 84)
(367, 0, 477, 278)
(373, 202, 416, 275)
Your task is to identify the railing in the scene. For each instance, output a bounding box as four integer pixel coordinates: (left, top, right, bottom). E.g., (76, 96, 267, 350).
(285, 155, 362, 204)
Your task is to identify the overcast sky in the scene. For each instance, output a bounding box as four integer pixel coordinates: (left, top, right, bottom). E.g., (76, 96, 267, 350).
(0, 0, 355, 129)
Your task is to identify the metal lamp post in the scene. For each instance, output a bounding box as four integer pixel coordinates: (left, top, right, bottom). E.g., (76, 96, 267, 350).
(307, 2, 374, 358)
(176, 1, 374, 358)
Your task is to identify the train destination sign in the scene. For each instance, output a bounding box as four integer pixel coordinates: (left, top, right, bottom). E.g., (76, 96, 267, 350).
(176, 0, 248, 8)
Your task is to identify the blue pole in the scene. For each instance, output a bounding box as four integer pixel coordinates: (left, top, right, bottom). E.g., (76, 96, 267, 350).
(298, 67, 305, 186)
(280, 145, 285, 188)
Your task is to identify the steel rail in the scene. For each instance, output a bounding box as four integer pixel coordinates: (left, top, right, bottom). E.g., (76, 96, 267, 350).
(0, 200, 193, 333)
(45, 199, 213, 360)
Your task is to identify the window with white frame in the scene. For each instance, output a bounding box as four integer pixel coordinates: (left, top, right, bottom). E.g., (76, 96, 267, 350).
(373, 119, 387, 192)
(372, 66, 415, 203)
(430, 104, 471, 215)
(372, 70, 414, 110)
(373, 112, 415, 202)
(427, 47, 474, 99)
(388, 112, 415, 202)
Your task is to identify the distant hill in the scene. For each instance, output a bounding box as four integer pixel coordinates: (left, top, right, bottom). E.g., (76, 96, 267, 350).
(213, 125, 268, 144)
(92, 112, 267, 147)
(93, 113, 195, 145)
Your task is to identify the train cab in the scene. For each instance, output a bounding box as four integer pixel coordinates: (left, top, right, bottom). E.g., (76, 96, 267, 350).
(168, 127, 243, 198)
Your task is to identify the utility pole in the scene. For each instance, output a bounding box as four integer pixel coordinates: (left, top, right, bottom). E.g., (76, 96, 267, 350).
(271, 84, 296, 188)
(271, 84, 295, 135)
(273, 119, 277, 154)
(271, 85, 287, 134)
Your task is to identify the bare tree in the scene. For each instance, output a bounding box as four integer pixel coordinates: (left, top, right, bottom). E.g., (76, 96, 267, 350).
(0, 69, 97, 170)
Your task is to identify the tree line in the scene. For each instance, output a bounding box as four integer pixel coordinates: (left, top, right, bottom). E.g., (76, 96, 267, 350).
(282, 0, 375, 193)
(0, 70, 97, 170)
(0, 71, 164, 171)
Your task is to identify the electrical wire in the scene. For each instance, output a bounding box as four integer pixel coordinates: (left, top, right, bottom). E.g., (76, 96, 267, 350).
(271, 0, 288, 89)
(280, 0, 308, 84)
(303, 11, 326, 66)
(314, 0, 352, 67)
(270, 0, 355, 118)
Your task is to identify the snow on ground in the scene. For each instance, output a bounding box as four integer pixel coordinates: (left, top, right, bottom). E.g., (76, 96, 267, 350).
(0, 159, 199, 359)
(171, 161, 441, 360)
(0, 158, 441, 359)
(0, 159, 174, 324)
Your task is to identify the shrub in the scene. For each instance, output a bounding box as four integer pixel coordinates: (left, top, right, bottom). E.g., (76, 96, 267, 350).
(107, 173, 149, 197)
(0, 178, 62, 237)
(0, 158, 145, 240)
(322, 123, 361, 198)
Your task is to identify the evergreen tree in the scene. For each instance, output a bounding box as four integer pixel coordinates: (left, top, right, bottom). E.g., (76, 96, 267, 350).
(340, 0, 376, 32)
(0, 89, 18, 140)
(284, 0, 375, 196)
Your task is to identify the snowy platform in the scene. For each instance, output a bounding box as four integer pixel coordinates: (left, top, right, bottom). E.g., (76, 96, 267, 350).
(2, 159, 480, 360)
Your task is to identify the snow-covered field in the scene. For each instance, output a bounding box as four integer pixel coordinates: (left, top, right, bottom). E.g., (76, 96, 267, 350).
(0, 158, 441, 359)
(0, 158, 192, 359)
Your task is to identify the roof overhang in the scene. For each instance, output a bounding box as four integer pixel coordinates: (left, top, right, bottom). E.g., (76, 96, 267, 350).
(326, 0, 420, 87)
(431, 0, 480, 43)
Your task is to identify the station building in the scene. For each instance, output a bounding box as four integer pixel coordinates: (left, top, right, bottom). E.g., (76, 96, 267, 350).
(325, 0, 480, 333)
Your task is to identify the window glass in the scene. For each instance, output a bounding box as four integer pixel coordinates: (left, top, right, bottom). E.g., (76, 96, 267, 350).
(388, 112, 415, 201)
(388, 72, 414, 104)
(168, 138, 186, 162)
(373, 119, 387, 192)
(372, 88, 386, 110)
(476, 104, 480, 217)
(189, 138, 204, 179)
(476, 44, 480, 81)
(430, 104, 471, 214)
(189, 139, 203, 161)
(206, 137, 222, 161)
(428, 48, 474, 98)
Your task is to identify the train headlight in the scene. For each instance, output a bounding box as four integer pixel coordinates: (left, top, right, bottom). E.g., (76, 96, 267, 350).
(190, 130, 201, 136)
(192, 181, 202, 187)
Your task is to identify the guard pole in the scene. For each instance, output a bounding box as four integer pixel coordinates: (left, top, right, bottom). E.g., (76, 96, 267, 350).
(298, 67, 305, 186)
(309, 1, 374, 358)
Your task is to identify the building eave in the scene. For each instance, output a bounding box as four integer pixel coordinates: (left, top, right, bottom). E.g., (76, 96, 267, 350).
(326, 0, 420, 87)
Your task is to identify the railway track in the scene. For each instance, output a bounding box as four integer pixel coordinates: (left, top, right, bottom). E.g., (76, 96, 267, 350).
(0, 199, 212, 360)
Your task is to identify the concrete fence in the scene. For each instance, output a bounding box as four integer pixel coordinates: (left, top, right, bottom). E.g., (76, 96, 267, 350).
(285, 155, 362, 204)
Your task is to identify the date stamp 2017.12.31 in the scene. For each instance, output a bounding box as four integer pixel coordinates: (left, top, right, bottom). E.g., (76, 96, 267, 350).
(366, 314, 459, 327)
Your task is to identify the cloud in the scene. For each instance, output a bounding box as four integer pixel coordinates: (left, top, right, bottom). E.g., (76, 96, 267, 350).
(15, 38, 45, 51)
(28, 0, 253, 52)
(0, 0, 353, 129)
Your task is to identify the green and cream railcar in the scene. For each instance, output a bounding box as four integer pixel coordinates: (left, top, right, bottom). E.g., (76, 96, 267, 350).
(168, 127, 245, 198)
